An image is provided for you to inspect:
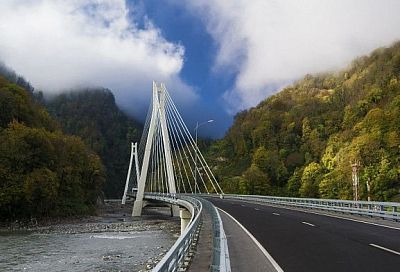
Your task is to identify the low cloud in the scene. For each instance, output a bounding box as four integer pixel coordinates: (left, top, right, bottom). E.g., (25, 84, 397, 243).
(0, 0, 197, 118)
(182, 0, 400, 111)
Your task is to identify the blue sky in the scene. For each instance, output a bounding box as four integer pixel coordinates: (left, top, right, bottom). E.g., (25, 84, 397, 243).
(128, 0, 235, 137)
(1, 1, 400, 138)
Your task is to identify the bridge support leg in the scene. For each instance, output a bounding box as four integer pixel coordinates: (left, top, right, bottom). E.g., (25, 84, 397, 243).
(171, 205, 180, 217)
(132, 200, 143, 217)
(180, 208, 191, 234)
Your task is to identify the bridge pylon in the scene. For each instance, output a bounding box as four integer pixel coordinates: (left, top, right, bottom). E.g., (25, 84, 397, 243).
(133, 82, 178, 216)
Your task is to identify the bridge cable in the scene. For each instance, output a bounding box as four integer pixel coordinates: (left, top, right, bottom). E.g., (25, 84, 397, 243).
(164, 97, 209, 194)
(164, 101, 198, 193)
(165, 96, 204, 193)
(165, 96, 209, 193)
(164, 89, 223, 194)
(138, 94, 153, 170)
(167, 116, 187, 194)
(167, 109, 190, 194)
(166, 90, 223, 194)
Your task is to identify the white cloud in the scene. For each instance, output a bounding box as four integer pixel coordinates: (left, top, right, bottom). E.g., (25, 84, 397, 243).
(182, 0, 400, 111)
(0, 0, 197, 117)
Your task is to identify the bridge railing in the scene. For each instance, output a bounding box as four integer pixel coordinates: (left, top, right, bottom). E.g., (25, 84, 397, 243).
(213, 194, 400, 221)
(143, 193, 231, 272)
(144, 193, 202, 272)
(197, 197, 231, 272)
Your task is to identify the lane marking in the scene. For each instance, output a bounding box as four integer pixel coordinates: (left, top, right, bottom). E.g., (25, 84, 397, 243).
(255, 208, 261, 211)
(217, 207, 284, 272)
(301, 221, 315, 227)
(369, 243, 400, 256)
(272, 213, 280, 216)
(241, 205, 246, 207)
(225, 199, 400, 231)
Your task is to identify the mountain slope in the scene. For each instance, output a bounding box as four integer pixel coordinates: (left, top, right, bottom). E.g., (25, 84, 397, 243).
(47, 89, 142, 198)
(209, 41, 400, 201)
(0, 76, 105, 219)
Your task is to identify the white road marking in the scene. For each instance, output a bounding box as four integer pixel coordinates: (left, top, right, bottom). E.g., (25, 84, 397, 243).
(369, 244, 400, 256)
(254, 208, 260, 211)
(302, 221, 315, 227)
(241, 205, 246, 207)
(272, 213, 280, 216)
(217, 207, 284, 272)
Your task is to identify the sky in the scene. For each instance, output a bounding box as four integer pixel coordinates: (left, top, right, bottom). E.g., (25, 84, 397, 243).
(1, 0, 400, 138)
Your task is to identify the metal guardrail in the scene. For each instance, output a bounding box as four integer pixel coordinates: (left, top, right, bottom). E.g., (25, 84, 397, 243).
(141, 193, 231, 272)
(196, 197, 231, 272)
(144, 193, 202, 272)
(220, 194, 400, 221)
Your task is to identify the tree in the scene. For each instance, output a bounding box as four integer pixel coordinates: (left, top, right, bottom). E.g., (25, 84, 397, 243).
(24, 168, 58, 216)
(241, 164, 271, 195)
(0, 121, 106, 219)
(300, 162, 323, 198)
(287, 168, 302, 197)
(252, 147, 288, 186)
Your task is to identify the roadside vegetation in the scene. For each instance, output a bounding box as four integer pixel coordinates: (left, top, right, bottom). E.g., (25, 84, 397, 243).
(208, 42, 400, 202)
(0, 76, 105, 219)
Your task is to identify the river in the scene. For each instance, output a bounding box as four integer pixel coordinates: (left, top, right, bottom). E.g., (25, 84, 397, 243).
(0, 203, 180, 272)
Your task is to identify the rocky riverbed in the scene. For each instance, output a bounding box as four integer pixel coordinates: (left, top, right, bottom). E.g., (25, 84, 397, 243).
(0, 201, 180, 271)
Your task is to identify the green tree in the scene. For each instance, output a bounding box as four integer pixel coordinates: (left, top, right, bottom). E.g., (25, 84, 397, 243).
(287, 168, 302, 197)
(24, 168, 58, 216)
(241, 164, 271, 195)
(300, 162, 323, 198)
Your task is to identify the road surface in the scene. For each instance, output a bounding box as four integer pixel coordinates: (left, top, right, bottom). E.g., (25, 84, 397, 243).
(207, 197, 400, 272)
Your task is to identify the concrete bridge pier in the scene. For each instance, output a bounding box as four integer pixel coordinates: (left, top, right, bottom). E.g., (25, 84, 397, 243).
(132, 200, 150, 216)
(171, 205, 180, 217)
(180, 208, 192, 234)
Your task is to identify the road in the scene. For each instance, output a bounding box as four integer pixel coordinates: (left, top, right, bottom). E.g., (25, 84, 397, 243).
(207, 197, 400, 272)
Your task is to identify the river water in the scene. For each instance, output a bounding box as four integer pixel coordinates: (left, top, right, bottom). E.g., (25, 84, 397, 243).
(0, 205, 180, 271)
(0, 229, 177, 271)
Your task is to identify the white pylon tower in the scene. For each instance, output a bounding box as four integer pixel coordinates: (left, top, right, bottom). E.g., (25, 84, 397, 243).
(121, 142, 140, 205)
(132, 82, 177, 216)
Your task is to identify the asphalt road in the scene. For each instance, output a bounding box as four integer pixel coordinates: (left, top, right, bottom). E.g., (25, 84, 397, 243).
(206, 197, 400, 272)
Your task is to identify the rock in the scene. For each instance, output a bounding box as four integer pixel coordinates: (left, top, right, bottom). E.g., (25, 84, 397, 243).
(102, 255, 112, 261)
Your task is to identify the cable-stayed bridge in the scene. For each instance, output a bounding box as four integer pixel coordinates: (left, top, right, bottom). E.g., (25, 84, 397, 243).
(122, 82, 400, 272)
(122, 82, 223, 214)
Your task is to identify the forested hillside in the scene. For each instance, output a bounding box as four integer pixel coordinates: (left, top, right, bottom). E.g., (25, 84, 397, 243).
(0, 76, 105, 219)
(47, 90, 142, 198)
(0, 62, 34, 93)
(209, 42, 400, 202)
